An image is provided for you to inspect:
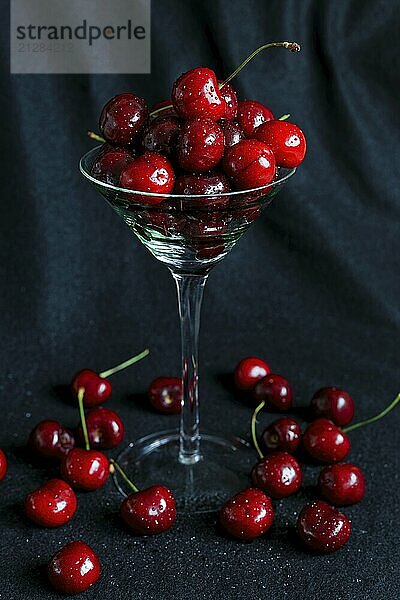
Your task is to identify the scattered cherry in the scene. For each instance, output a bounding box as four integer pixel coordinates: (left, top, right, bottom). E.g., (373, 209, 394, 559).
(219, 488, 274, 541)
(119, 151, 175, 197)
(219, 82, 238, 120)
(72, 370, 112, 408)
(0, 448, 7, 481)
(254, 120, 306, 168)
(47, 540, 101, 594)
(177, 117, 224, 172)
(174, 172, 231, 197)
(218, 119, 244, 148)
(148, 376, 182, 414)
(297, 500, 351, 553)
(310, 387, 355, 427)
(77, 406, 124, 449)
(120, 484, 177, 535)
(223, 139, 276, 190)
(302, 418, 350, 463)
(99, 93, 149, 146)
(318, 463, 366, 506)
(253, 373, 293, 411)
(25, 478, 77, 527)
(28, 420, 75, 461)
(261, 417, 301, 453)
(60, 448, 109, 491)
(90, 144, 134, 185)
(251, 451, 302, 498)
(233, 356, 271, 392)
(172, 67, 225, 121)
(141, 115, 181, 158)
(236, 100, 274, 136)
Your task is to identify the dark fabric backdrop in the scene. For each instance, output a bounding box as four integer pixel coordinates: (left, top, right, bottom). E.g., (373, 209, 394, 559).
(1, 0, 399, 598)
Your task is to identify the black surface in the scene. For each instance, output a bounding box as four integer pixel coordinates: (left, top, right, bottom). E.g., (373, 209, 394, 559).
(1, 0, 400, 598)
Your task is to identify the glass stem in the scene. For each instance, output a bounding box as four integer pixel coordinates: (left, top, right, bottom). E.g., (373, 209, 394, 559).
(172, 273, 208, 465)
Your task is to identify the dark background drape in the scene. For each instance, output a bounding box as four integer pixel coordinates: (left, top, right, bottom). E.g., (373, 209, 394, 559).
(1, 0, 399, 598)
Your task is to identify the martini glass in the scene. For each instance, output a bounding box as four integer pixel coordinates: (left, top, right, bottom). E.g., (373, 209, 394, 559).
(80, 146, 295, 512)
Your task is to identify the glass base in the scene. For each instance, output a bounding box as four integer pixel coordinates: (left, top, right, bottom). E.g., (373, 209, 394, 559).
(113, 429, 255, 513)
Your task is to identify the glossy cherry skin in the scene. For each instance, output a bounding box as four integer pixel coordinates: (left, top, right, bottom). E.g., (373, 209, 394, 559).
(219, 82, 238, 120)
(218, 119, 244, 148)
(318, 463, 366, 506)
(72, 369, 112, 408)
(177, 117, 224, 172)
(253, 374, 293, 411)
(254, 120, 306, 168)
(310, 387, 355, 427)
(28, 420, 75, 461)
(90, 144, 134, 185)
(172, 67, 225, 121)
(99, 93, 149, 146)
(25, 478, 77, 527)
(47, 541, 101, 594)
(233, 357, 271, 392)
(251, 452, 302, 499)
(0, 448, 7, 480)
(302, 418, 351, 463)
(236, 100, 274, 137)
(141, 115, 181, 158)
(119, 151, 175, 199)
(120, 485, 176, 535)
(77, 407, 124, 449)
(60, 448, 109, 491)
(219, 488, 274, 541)
(223, 139, 276, 190)
(297, 500, 351, 553)
(148, 376, 182, 414)
(262, 417, 301, 453)
(174, 172, 231, 196)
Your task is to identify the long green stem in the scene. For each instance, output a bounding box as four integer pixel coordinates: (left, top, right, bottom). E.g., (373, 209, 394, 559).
(99, 348, 149, 379)
(251, 401, 265, 459)
(78, 388, 90, 451)
(87, 130, 105, 143)
(219, 41, 300, 88)
(344, 392, 400, 433)
(110, 459, 139, 493)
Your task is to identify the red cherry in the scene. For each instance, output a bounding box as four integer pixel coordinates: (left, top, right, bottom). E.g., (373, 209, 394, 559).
(47, 541, 101, 594)
(72, 369, 112, 408)
(120, 485, 177, 535)
(24, 478, 77, 527)
(223, 139, 276, 190)
(28, 420, 75, 461)
(262, 417, 301, 453)
(148, 377, 182, 414)
(119, 151, 175, 199)
(219, 82, 238, 119)
(99, 93, 148, 146)
(141, 115, 181, 158)
(254, 120, 306, 168)
(302, 418, 351, 463)
(77, 407, 124, 449)
(177, 117, 225, 172)
(253, 374, 293, 411)
(233, 356, 271, 392)
(218, 119, 244, 147)
(0, 448, 7, 480)
(174, 172, 231, 197)
(90, 144, 134, 185)
(251, 452, 302, 499)
(60, 448, 109, 491)
(172, 67, 225, 121)
(297, 500, 351, 553)
(219, 488, 274, 541)
(236, 100, 274, 137)
(318, 463, 366, 506)
(310, 387, 355, 427)
(151, 100, 176, 117)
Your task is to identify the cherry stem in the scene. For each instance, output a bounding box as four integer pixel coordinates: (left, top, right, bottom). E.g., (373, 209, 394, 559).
(87, 130, 105, 143)
(219, 41, 301, 88)
(78, 388, 90, 451)
(149, 105, 171, 118)
(343, 392, 400, 434)
(110, 459, 139, 493)
(278, 113, 290, 121)
(99, 348, 149, 379)
(251, 400, 265, 459)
